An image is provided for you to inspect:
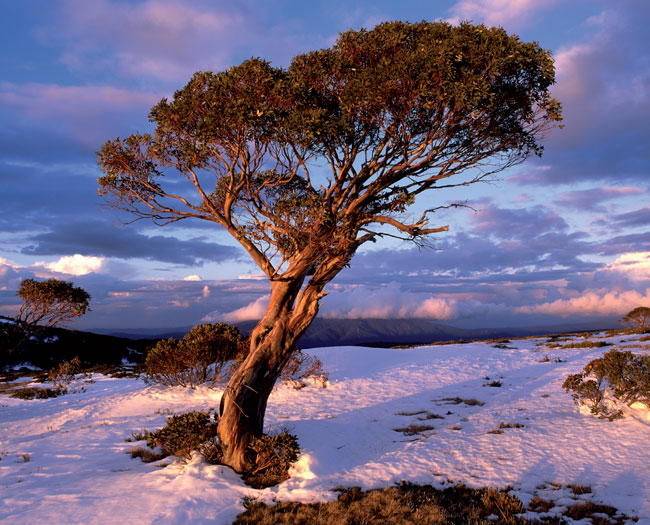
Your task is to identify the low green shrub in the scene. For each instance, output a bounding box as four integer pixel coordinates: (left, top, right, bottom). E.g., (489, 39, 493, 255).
(242, 430, 300, 488)
(562, 349, 650, 420)
(144, 323, 245, 388)
(129, 410, 300, 489)
(146, 410, 218, 458)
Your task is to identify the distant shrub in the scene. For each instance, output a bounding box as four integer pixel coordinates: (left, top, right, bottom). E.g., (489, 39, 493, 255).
(280, 350, 328, 389)
(10, 386, 64, 399)
(146, 410, 218, 458)
(547, 340, 611, 349)
(48, 356, 90, 389)
(144, 323, 245, 387)
(562, 349, 650, 420)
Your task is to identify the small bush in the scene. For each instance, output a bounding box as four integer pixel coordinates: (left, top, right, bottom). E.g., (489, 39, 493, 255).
(146, 410, 218, 458)
(562, 349, 650, 420)
(243, 430, 300, 488)
(48, 356, 89, 388)
(280, 350, 328, 388)
(144, 323, 245, 387)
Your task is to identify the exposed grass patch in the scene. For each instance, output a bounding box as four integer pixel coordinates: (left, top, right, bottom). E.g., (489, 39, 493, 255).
(129, 446, 167, 463)
(567, 483, 591, 495)
(235, 482, 528, 525)
(393, 423, 435, 436)
(395, 410, 428, 416)
(9, 386, 64, 399)
(547, 341, 612, 349)
(437, 396, 485, 406)
(498, 422, 526, 429)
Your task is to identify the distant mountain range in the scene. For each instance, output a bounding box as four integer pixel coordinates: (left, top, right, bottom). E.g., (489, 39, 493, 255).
(101, 317, 619, 348)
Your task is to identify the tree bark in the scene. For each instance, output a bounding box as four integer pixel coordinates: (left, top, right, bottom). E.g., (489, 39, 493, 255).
(217, 279, 312, 472)
(216, 253, 350, 472)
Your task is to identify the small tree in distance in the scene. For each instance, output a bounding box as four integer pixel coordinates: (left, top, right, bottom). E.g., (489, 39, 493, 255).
(620, 306, 650, 333)
(1, 278, 91, 367)
(97, 21, 562, 471)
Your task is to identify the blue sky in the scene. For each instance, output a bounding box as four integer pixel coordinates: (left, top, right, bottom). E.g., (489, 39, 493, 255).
(0, 0, 648, 331)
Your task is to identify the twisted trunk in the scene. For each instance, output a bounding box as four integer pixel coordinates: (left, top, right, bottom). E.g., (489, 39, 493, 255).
(217, 279, 318, 471)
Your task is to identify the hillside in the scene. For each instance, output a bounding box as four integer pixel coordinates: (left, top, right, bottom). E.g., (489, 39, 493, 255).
(1, 331, 648, 523)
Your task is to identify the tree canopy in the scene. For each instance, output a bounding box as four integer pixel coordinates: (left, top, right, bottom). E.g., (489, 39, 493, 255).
(98, 20, 562, 472)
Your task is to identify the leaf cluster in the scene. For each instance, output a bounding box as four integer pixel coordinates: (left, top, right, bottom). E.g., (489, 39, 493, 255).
(98, 20, 562, 279)
(562, 349, 650, 420)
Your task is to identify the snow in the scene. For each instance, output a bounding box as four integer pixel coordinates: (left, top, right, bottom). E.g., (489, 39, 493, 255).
(1, 332, 649, 524)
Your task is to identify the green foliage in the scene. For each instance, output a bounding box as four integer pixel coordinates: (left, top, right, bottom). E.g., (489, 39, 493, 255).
(17, 278, 91, 327)
(243, 430, 300, 489)
(563, 349, 650, 420)
(620, 306, 650, 333)
(144, 323, 245, 387)
(146, 410, 218, 458)
(2, 279, 90, 369)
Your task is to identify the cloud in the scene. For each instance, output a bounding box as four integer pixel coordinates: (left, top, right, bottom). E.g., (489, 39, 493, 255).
(21, 220, 243, 266)
(183, 275, 202, 281)
(604, 252, 650, 281)
(213, 294, 270, 322)
(40, 254, 105, 276)
(524, 6, 650, 183)
(517, 288, 650, 317)
(553, 187, 644, 213)
(446, 0, 559, 29)
(41, 0, 250, 83)
(0, 82, 159, 151)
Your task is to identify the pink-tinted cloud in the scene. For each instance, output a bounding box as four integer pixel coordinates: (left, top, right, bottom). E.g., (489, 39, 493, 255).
(44, 0, 249, 83)
(517, 288, 650, 317)
(0, 82, 159, 148)
(446, 0, 559, 29)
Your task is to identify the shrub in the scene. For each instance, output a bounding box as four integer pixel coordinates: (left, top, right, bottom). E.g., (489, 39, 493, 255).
(620, 306, 650, 333)
(130, 411, 299, 488)
(562, 349, 650, 420)
(48, 356, 89, 388)
(146, 410, 218, 458)
(243, 430, 300, 488)
(10, 386, 64, 399)
(144, 323, 245, 387)
(280, 350, 328, 388)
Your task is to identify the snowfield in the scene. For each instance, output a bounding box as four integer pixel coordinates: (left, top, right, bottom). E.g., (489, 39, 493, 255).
(1, 332, 649, 524)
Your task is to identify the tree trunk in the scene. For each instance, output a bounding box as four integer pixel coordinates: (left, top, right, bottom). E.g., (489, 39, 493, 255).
(216, 253, 352, 472)
(217, 280, 312, 472)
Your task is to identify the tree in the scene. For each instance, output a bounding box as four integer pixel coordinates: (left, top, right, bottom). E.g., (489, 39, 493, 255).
(620, 306, 650, 333)
(1, 278, 91, 366)
(97, 21, 562, 471)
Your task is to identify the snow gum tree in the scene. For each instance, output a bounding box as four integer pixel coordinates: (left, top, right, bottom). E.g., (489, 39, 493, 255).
(97, 21, 562, 471)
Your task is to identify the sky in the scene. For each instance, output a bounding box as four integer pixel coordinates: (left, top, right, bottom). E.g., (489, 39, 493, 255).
(0, 0, 648, 332)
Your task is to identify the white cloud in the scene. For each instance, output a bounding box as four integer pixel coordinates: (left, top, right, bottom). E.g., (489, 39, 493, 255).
(183, 274, 202, 281)
(40, 254, 104, 276)
(446, 0, 558, 28)
(215, 294, 270, 322)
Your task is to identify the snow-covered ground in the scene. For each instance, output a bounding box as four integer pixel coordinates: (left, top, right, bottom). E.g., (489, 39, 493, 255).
(1, 332, 649, 524)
